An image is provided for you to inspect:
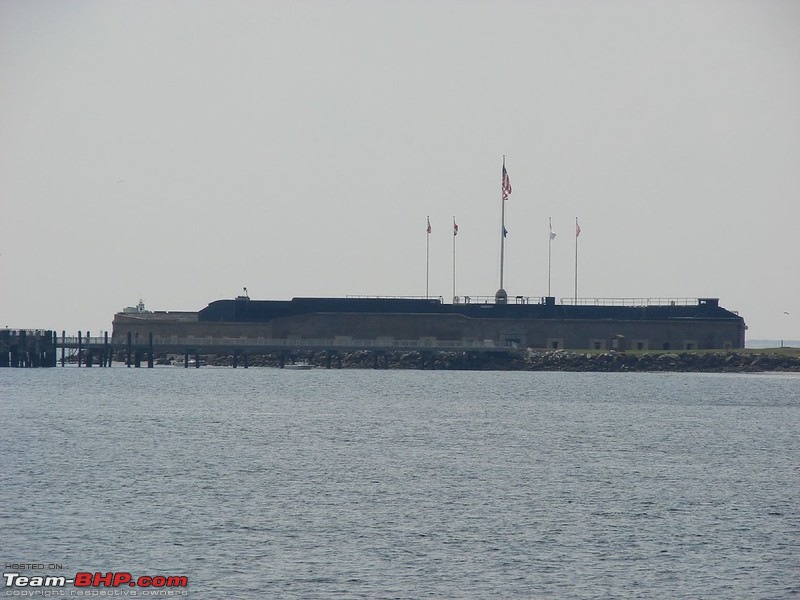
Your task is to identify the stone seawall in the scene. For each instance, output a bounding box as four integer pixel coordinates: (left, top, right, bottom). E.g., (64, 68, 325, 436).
(185, 350, 800, 372)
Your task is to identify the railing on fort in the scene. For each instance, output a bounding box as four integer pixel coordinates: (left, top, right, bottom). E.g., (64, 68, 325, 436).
(560, 297, 702, 307)
(346, 295, 445, 302)
(450, 296, 707, 306)
(454, 295, 542, 304)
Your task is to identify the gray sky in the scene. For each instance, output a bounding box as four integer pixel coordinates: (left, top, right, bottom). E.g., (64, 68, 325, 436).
(1, 0, 798, 341)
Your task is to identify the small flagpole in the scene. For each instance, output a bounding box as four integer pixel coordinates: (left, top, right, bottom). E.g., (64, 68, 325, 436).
(548, 217, 553, 297)
(452, 216, 457, 303)
(574, 217, 580, 302)
(426, 216, 431, 299)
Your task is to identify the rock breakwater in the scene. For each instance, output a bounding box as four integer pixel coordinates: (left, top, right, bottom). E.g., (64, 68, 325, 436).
(190, 349, 800, 372)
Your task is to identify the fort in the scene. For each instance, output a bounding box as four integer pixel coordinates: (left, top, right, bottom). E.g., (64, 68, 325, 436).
(111, 294, 745, 353)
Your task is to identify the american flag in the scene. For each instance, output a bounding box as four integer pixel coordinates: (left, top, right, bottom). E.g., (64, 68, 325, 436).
(576, 220, 581, 237)
(426, 216, 431, 234)
(502, 165, 512, 200)
(453, 219, 459, 236)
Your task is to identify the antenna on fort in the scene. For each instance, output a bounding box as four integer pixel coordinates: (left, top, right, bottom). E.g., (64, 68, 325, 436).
(782, 311, 790, 347)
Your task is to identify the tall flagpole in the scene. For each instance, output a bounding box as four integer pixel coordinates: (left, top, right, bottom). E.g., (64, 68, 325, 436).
(499, 157, 511, 294)
(452, 216, 458, 303)
(426, 216, 431, 299)
(574, 217, 581, 301)
(500, 159, 506, 291)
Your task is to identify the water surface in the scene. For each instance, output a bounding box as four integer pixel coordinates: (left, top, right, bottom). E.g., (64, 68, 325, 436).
(2, 368, 798, 598)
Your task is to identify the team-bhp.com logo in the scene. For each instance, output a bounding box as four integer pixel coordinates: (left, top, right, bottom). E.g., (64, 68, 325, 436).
(4, 572, 188, 596)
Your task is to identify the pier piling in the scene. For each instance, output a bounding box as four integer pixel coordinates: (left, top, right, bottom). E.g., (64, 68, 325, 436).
(0, 331, 9, 367)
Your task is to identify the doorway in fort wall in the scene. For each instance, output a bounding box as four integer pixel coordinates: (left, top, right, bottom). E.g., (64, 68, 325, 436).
(546, 338, 564, 350)
(500, 330, 525, 349)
